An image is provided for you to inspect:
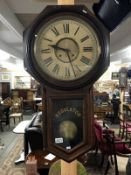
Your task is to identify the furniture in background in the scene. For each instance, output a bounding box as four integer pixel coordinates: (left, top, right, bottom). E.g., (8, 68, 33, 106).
(33, 97, 42, 112)
(0, 103, 10, 130)
(36, 102, 43, 112)
(11, 89, 37, 112)
(119, 113, 131, 140)
(13, 120, 31, 164)
(0, 82, 11, 99)
(93, 91, 112, 119)
(25, 112, 89, 175)
(0, 109, 4, 131)
(111, 95, 121, 124)
(93, 91, 109, 106)
(26, 150, 57, 175)
(123, 104, 131, 121)
(25, 112, 57, 175)
(94, 120, 131, 175)
(9, 97, 23, 125)
(11, 89, 37, 100)
(14, 76, 31, 89)
(119, 114, 127, 139)
(94, 105, 112, 120)
(3, 97, 12, 106)
(24, 112, 43, 158)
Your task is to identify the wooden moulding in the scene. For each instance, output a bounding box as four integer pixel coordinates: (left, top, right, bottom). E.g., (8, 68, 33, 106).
(58, 0, 74, 5)
(61, 159, 77, 175)
(54, 1, 77, 174)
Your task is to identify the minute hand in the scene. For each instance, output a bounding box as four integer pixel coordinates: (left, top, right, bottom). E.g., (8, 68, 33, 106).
(66, 50, 76, 77)
(49, 44, 70, 52)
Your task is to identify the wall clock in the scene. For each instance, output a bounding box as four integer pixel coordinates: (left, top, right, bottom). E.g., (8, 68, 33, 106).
(24, 5, 109, 90)
(24, 5, 109, 162)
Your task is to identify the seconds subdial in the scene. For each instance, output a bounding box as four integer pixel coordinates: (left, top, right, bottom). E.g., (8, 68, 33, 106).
(50, 38, 79, 63)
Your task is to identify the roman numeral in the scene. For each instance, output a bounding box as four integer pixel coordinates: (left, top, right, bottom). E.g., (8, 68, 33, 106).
(63, 24, 69, 33)
(51, 27, 60, 36)
(74, 27, 80, 36)
(80, 35, 89, 43)
(65, 67, 70, 77)
(80, 56, 90, 65)
(43, 57, 53, 67)
(83, 47, 93, 52)
(52, 64, 60, 74)
(41, 49, 50, 53)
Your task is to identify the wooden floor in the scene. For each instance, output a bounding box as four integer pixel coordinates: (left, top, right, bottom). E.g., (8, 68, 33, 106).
(0, 112, 33, 165)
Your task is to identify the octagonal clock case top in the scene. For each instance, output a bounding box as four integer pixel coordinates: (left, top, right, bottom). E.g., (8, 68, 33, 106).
(24, 5, 109, 90)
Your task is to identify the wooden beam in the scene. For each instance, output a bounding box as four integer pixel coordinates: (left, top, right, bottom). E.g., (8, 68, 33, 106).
(61, 159, 77, 175)
(58, 0, 74, 5)
(120, 89, 125, 114)
(57, 1, 76, 174)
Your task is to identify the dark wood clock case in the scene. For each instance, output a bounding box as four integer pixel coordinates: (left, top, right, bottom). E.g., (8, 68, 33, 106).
(24, 5, 109, 91)
(24, 5, 110, 162)
(43, 86, 94, 162)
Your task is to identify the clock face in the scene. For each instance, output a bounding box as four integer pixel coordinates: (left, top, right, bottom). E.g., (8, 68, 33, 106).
(33, 15, 101, 81)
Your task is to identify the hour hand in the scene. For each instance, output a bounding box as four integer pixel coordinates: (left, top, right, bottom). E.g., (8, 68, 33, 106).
(49, 44, 58, 49)
(49, 44, 70, 52)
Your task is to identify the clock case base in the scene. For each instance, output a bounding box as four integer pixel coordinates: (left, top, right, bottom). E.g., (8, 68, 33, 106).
(43, 86, 95, 162)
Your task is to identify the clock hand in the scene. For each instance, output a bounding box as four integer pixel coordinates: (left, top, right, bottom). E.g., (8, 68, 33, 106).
(66, 50, 76, 77)
(49, 44, 76, 76)
(49, 44, 70, 52)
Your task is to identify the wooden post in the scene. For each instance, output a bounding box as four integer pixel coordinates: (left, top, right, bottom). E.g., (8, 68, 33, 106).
(57, 1, 77, 175)
(58, 0, 74, 5)
(61, 160, 77, 175)
(120, 88, 125, 115)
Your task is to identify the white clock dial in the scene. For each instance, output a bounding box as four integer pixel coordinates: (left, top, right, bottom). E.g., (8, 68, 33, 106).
(34, 15, 101, 81)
